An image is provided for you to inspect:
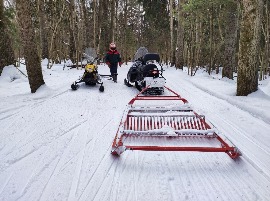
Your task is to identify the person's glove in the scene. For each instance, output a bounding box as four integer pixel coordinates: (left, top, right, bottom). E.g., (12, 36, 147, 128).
(106, 62, 111, 67)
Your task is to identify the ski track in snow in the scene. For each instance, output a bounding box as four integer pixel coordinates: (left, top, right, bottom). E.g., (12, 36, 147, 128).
(0, 88, 69, 122)
(166, 72, 270, 181)
(0, 64, 270, 201)
(38, 122, 87, 201)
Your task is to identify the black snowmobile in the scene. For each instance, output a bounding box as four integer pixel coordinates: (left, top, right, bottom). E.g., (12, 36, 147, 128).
(124, 47, 166, 95)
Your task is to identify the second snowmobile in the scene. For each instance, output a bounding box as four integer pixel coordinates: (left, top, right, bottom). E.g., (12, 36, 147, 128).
(124, 48, 166, 95)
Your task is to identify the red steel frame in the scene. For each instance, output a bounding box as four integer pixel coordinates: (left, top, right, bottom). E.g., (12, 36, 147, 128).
(111, 86, 241, 159)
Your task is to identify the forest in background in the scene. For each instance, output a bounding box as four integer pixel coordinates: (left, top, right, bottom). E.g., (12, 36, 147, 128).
(0, 0, 269, 95)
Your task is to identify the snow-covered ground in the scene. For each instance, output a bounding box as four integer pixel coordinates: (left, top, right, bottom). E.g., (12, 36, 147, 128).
(0, 60, 270, 201)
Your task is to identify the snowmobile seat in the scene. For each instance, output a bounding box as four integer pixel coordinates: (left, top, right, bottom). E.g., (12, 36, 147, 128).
(143, 53, 160, 63)
(142, 63, 159, 78)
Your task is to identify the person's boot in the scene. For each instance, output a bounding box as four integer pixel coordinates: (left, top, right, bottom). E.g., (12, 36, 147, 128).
(113, 75, 117, 83)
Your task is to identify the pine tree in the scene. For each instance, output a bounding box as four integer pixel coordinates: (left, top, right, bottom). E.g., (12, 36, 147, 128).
(16, 0, 45, 93)
(222, 1, 238, 79)
(0, 0, 14, 75)
(237, 0, 263, 96)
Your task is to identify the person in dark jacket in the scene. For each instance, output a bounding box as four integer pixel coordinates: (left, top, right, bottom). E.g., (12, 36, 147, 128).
(105, 42, 122, 82)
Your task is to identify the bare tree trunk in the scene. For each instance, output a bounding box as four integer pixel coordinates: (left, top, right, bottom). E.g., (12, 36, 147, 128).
(222, 1, 238, 79)
(77, 1, 84, 62)
(195, 15, 202, 69)
(114, 0, 119, 44)
(208, 4, 214, 75)
(93, 0, 97, 50)
(0, 0, 14, 75)
(47, 2, 66, 68)
(124, 0, 128, 63)
(190, 17, 196, 76)
(110, 0, 116, 42)
(261, 0, 269, 79)
(16, 0, 45, 93)
(96, 0, 104, 56)
(81, 0, 88, 49)
(69, 0, 76, 63)
(187, 47, 191, 76)
(97, 27, 102, 57)
(169, 0, 175, 66)
(102, 0, 110, 54)
(237, 0, 263, 96)
(265, 1, 270, 75)
(176, 0, 184, 69)
(39, 0, 48, 59)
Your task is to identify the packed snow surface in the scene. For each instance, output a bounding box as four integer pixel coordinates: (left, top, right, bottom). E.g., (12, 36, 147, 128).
(0, 61, 270, 201)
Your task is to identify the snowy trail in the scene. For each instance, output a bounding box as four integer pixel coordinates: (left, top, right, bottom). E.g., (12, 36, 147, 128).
(166, 70, 270, 180)
(0, 64, 270, 201)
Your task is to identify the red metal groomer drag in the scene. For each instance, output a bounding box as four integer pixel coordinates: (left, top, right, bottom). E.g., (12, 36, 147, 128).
(111, 86, 241, 159)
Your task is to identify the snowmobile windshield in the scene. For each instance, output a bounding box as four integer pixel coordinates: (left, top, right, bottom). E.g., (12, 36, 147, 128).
(84, 47, 98, 64)
(134, 47, 148, 61)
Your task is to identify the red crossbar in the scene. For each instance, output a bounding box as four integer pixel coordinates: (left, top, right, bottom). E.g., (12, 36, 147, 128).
(126, 146, 235, 152)
(112, 144, 240, 159)
(128, 85, 188, 105)
(125, 146, 239, 159)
